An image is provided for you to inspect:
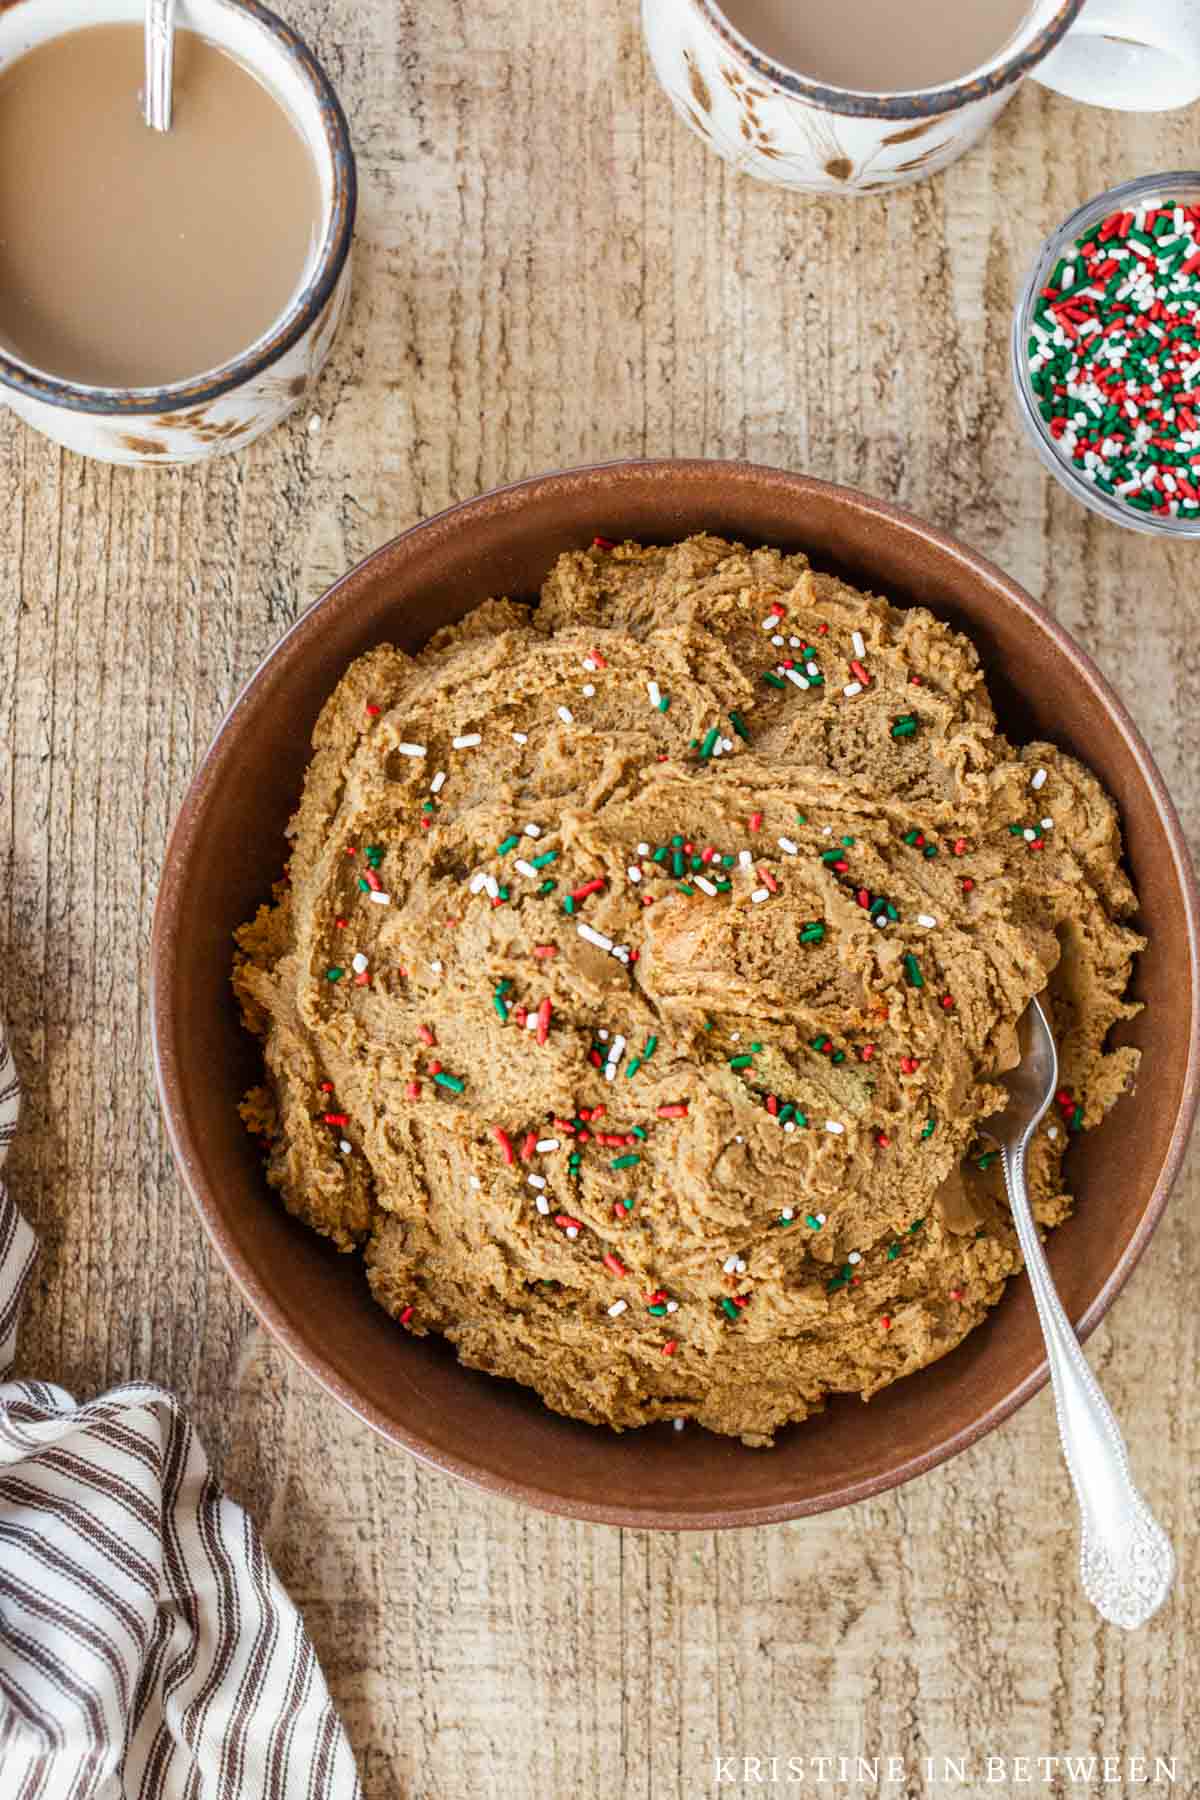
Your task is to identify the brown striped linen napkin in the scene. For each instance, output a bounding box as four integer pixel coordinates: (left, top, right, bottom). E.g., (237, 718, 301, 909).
(0, 1022, 363, 1799)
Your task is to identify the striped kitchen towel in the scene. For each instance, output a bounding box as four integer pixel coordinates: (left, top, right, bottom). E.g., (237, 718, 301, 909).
(0, 1020, 363, 1799)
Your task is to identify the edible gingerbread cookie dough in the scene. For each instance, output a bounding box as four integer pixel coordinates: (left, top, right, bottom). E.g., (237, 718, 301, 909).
(234, 535, 1143, 1445)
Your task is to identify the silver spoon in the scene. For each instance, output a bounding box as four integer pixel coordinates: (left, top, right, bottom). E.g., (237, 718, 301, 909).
(144, 0, 177, 133)
(983, 995, 1175, 1629)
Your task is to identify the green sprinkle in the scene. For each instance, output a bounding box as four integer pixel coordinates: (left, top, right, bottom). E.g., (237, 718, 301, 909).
(728, 1054, 755, 1070)
(841, 836, 855, 847)
(699, 726, 720, 759)
(611, 1153, 640, 1170)
(904, 953, 924, 989)
(493, 995, 509, 1021)
(799, 921, 825, 944)
(909, 1217, 925, 1233)
(648, 1303, 668, 1317)
(563, 895, 576, 914)
(804, 1213, 823, 1231)
(497, 886, 509, 901)
(795, 813, 807, 825)
(721, 1297, 740, 1321)
(653, 847, 669, 865)
(326, 967, 344, 982)
(644, 1035, 658, 1058)
(497, 835, 520, 855)
(356, 877, 369, 892)
(538, 879, 557, 895)
(820, 849, 844, 865)
(921, 1118, 936, 1140)
(631, 1125, 648, 1141)
(433, 1071, 465, 1094)
(730, 711, 750, 741)
(1070, 1104, 1084, 1133)
(891, 714, 919, 739)
(529, 850, 558, 869)
(657, 695, 671, 713)
(975, 1151, 996, 1171)
(625, 1057, 642, 1079)
(762, 671, 786, 690)
(703, 1019, 714, 1032)
(886, 1242, 900, 1261)
(678, 883, 696, 896)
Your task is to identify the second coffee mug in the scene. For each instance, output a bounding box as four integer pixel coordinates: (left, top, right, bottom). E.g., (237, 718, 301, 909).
(642, 0, 1200, 195)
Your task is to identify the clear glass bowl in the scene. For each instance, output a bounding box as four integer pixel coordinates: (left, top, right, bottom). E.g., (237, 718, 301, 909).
(1011, 171, 1200, 537)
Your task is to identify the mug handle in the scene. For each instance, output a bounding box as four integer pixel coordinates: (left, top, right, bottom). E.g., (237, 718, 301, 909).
(1032, 0, 1200, 110)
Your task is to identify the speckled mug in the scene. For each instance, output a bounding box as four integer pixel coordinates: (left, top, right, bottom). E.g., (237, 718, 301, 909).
(642, 0, 1200, 195)
(0, 0, 355, 465)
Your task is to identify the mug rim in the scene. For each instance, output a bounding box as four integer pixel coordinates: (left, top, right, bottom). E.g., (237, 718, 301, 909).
(0, 0, 356, 417)
(694, 0, 1085, 119)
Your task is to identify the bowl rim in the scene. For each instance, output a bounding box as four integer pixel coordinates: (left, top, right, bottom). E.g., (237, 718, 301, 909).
(150, 456, 1200, 1529)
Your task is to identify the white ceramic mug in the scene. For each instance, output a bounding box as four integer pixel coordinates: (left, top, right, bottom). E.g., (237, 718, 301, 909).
(642, 0, 1200, 196)
(0, 0, 355, 465)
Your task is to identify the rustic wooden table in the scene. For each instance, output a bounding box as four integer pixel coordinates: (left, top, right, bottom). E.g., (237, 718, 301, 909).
(2, 5, 1196, 1794)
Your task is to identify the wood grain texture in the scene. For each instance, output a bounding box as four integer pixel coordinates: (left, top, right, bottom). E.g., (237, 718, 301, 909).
(1, 4, 1197, 1793)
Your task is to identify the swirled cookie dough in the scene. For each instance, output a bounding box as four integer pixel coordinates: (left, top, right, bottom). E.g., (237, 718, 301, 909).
(234, 536, 1143, 1445)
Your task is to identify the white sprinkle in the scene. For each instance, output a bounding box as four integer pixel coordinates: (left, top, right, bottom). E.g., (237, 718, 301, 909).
(822, 825, 832, 836)
(557, 706, 574, 725)
(771, 633, 785, 647)
(396, 742, 426, 758)
(607, 1033, 626, 1066)
(824, 1120, 845, 1135)
(483, 875, 500, 899)
(527, 1173, 547, 1189)
(784, 668, 810, 689)
(430, 960, 443, 974)
(453, 733, 481, 749)
(598, 1029, 610, 1042)
(351, 952, 369, 974)
(723, 1254, 739, 1273)
(469, 1176, 481, 1190)
(578, 923, 614, 952)
(721, 737, 734, 752)
(731, 1033, 740, 1042)
(673, 1418, 685, 1432)
(612, 946, 631, 963)
(512, 731, 528, 744)
(789, 635, 802, 648)
(524, 822, 542, 838)
(852, 630, 866, 658)
(308, 413, 322, 434)
(780, 1208, 795, 1222)
(761, 614, 781, 629)
(695, 876, 718, 896)
(525, 1013, 538, 1032)
(582, 683, 596, 698)
(514, 858, 538, 878)
(848, 1250, 862, 1266)
(917, 913, 937, 928)
(666, 1300, 678, 1314)
(1041, 817, 1054, 831)
(751, 887, 770, 904)
(816, 1212, 826, 1225)
(739, 849, 753, 869)
(735, 1258, 747, 1274)
(778, 836, 799, 855)
(536, 1195, 550, 1215)
(583, 657, 598, 672)
(469, 871, 487, 894)
(431, 770, 447, 793)
(608, 1300, 628, 1317)
(874, 915, 888, 929)
(806, 662, 821, 678)
(637, 842, 650, 857)
(843, 682, 863, 698)
(627, 865, 642, 884)
(1031, 767, 1048, 790)
(783, 1120, 796, 1133)
(1048, 1125, 1059, 1140)
(1023, 828, 1037, 842)
(565, 1225, 579, 1239)
(339, 1139, 351, 1154)
(536, 1138, 560, 1153)
(369, 891, 391, 905)
(647, 680, 662, 708)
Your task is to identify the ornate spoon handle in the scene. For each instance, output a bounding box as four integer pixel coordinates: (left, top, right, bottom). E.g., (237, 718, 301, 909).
(144, 0, 177, 132)
(1001, 1140, 1174, 1628)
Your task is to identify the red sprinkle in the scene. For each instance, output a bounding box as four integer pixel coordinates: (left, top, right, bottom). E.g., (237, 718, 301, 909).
(592, 535, 615, 550)
(850, 658, 870, 686)
(602, 1253, 627, 1278)
(961, 877, 975, 893)
(319, 1081, 334, 1093)
(537, 996, 553, 1046)
(941, 995, 956, 1010)
(570, 877, 607, 902)
(766, 1094, 779, 1116)
(860, 1044, 876, 1062)
(417, 1024, 436, 1046)
(405, 1080, 421, 1099)
(952, 838, 969, 856)
(398, 1305, 414, 1324)
(554, 1214, 583, 1230)
(949, 1288, 964, 1302)
(749, 812, 763, 832)
(662, 1340, 678, 1356)
(589, 648, 608, 669)
(354, 972, 370, 986)
(366, 703, 381, 717)
(758, 866, 779, 893)
(521, 1131, 538, 1162)
(657, 1103, 689, 1118)
(334, 918, 347, 930)
(492, 1126, 515, 1165)
(899, 1056, 919, 1075)
(322, 1112, 348, 1126)
(876, 1132, 892, 1148)
(533, 944, 557, 959)
(881, 1316, 892, 1331)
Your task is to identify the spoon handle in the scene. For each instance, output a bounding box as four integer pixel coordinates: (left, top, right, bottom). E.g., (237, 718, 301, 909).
(144, 0, 177, 133)
(1001, 1141, 1174, 1629)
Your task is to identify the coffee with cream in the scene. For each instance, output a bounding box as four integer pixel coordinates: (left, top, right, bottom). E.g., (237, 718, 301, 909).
(0, 24, 322, 388)
(717, 0, 1033, 92)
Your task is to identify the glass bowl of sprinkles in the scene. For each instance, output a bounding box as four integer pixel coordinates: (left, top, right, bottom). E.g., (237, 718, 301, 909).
(1012, 171, 1200, 534)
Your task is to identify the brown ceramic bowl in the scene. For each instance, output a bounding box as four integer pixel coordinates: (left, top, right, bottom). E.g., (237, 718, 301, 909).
(150, 459, 1200, 1528)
